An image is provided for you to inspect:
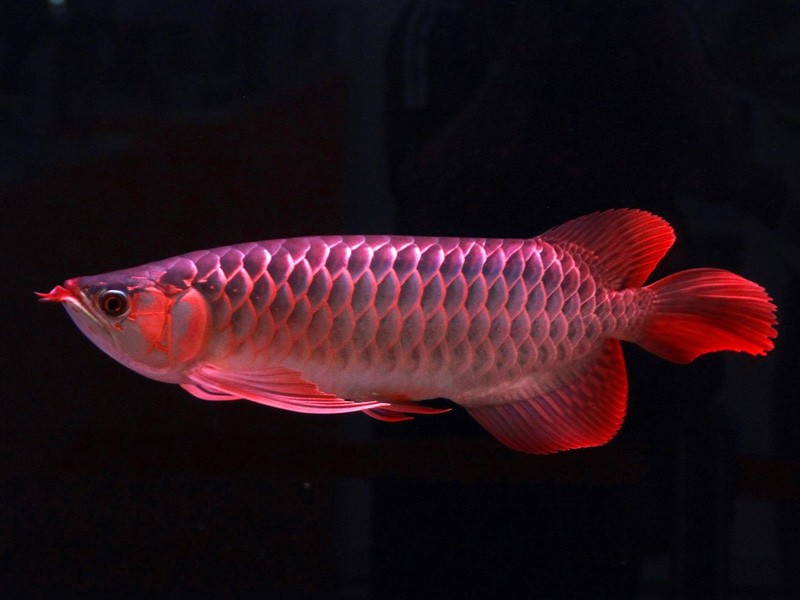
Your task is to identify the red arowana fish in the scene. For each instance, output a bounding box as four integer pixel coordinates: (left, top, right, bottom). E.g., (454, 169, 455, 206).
(38, 210, 777, 453)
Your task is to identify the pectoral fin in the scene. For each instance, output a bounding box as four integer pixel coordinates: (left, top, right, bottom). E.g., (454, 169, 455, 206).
(182, 365, 451, 421)
(363, 404, 451, 422)
(465, 340, 628, 453)
(182, 364, 389, 414)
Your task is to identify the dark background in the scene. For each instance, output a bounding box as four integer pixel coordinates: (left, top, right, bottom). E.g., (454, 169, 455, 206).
(2, 1, 800, 598)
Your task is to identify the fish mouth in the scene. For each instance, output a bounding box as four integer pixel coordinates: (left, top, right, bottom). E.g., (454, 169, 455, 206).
(36, 278, 80, 303)
(36, 279, 105, 330)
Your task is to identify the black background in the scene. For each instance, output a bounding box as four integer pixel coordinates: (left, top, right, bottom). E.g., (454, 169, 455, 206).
(2, 1, 800, 598)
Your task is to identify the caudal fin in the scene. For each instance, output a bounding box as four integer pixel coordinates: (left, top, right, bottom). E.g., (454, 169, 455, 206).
(638, 268, 777, 364)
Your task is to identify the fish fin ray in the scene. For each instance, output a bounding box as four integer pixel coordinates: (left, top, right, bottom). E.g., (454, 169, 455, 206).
(363, 408, 415, 422)
(540, 209, 675, 289)
(465, 340, 628, 453)
(181, 382, 239, 400)
(184, 364, 388, 414)
(363, 404, 451, 422)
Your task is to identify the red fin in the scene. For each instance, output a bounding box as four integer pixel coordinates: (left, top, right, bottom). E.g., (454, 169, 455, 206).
(540, 209, 675, 289)
(363, 408, 415, 422)
(638, 268, 778, 363)
(363, 404, 451, 422)
(466, 340, 628, 453)
(183, 365, 389, 414)
(181, 383, 239, 400)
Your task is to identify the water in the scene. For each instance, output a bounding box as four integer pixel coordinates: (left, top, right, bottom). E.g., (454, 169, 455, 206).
(2, 1, 799, 597)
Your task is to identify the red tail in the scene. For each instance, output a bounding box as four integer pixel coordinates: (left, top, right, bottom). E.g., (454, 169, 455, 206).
(637, 268, 777, 364)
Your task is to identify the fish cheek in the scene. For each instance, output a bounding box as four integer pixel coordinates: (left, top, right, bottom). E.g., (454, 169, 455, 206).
(168, 288, 209, 364)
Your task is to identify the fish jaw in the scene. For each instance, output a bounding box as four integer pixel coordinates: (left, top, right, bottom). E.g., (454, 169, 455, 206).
(37, 276, 205, 384)
(38, 278, 133, 369)
(36, 278, 107, 331)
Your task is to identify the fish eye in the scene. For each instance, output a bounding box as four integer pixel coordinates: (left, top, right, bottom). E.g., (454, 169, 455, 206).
(98, 290, 129, 317)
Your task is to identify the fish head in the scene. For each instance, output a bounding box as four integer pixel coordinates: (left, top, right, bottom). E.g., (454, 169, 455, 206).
(38, 268, 209, 383)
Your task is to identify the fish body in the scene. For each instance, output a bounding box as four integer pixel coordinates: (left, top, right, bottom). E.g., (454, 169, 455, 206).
(39, 210, 777, 453)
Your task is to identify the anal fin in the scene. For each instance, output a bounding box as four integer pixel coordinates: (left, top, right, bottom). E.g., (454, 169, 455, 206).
(466, 340, 628, 453)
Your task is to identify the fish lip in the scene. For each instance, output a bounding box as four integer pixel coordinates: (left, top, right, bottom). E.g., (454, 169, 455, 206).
(36, 278, 80, 303)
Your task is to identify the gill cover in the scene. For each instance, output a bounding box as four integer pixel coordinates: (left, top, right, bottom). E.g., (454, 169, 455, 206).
(123, 285, 209, 367)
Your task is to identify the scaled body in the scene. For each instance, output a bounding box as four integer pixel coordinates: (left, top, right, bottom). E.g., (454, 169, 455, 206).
(180, 234, 612, 405)
(39, 210, 777, 453)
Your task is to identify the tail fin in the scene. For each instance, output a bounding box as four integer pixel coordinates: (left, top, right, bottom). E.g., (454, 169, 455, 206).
(637, 268, 777, 364)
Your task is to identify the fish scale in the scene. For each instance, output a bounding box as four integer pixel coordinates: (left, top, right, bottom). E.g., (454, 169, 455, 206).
(39, 209, 777, 453)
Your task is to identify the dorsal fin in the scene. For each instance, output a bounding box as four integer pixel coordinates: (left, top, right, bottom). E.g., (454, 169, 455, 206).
(540, 209, 675, 289)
